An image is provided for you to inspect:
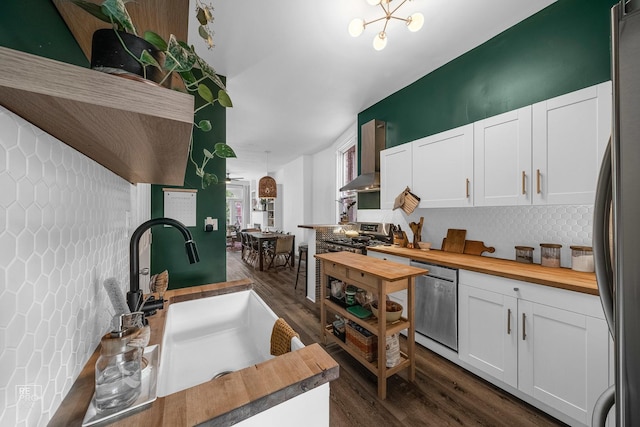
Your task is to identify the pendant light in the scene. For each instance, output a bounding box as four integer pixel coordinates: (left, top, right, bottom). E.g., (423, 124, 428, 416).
(348, 0, 424, 51)
(258, 151, 277, 198)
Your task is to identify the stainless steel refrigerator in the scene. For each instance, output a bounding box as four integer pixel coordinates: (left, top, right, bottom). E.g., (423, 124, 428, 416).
(593, 1, 640, 425)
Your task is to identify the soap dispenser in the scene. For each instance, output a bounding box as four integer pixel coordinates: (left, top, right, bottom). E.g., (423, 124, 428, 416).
(94, 315, 143, 413)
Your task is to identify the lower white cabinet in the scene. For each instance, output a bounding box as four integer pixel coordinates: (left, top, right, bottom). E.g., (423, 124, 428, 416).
(459, 284, 518, 387)
(459, 271, 609, 426)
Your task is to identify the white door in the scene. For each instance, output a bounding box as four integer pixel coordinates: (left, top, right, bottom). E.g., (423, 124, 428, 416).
(517, 300, 609, 424)
(458, 284, 518, 388)
(474, 106, 532, 206)
(532, 81, 611, 205)
(380, 144, 412, 209)
(411, 124, 474, 208)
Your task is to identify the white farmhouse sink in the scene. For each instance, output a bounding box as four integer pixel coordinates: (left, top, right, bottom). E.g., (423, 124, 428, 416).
(156, 289, 304, 397)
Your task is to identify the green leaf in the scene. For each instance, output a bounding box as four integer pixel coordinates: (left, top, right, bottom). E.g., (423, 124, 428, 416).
(164, 35, 197, 72)
(193, 55, 226, 91)
(196, 7, 208, 25)
(198, 25, 209, 41)
(68, 0, 111, 24)
(203, 172, 218, 187)
(203, 148, 214, 159)
(197, 84, 214, 103)
(101, 0, 137, 35)
(139, 50, 160, 69)
(214, 143, 237, 158)
(218, 90, 233, 108)
(143, 31, 167, 51)
(198, 120, 212, 132)
(179, 70, 196, 86)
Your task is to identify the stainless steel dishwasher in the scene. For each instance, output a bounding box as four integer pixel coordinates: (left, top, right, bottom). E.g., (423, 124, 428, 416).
(410, 260, 458, 351)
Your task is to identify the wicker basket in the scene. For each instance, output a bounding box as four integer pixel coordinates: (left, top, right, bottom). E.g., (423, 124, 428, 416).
(346, 321, 377, 362)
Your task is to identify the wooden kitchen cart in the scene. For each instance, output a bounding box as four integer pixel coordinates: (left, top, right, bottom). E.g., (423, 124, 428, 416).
(316, 252, 428, 399)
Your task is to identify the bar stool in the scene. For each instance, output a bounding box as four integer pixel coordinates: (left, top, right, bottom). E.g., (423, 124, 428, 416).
(295, 243, 308, 289)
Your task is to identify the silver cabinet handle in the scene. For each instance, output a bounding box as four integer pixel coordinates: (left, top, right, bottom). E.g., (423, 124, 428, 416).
(522, 171, 526, 195)
(507, 308, 512, 335)
(522, 313, 527, 340)
(536, 169, 541, 194)
(465, 178, 470, 198)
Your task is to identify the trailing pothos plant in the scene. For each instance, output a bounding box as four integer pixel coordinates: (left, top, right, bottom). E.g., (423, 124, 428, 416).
(69, 0, 236, 188)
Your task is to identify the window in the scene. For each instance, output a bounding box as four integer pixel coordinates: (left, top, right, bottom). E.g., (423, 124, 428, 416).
(337, 137, 357, 223)
(225, 185, 245, 229)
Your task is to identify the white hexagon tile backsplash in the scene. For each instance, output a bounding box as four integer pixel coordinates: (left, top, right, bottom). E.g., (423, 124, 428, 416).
(0, 106, 133, 426)
(358, 204, 594, 268)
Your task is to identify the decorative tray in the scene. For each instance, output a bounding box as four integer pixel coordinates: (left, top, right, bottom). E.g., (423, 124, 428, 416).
(82, 344, 158, 426)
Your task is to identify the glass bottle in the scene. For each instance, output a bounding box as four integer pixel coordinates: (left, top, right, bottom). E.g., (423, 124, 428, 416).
(94, 325, 142, 413)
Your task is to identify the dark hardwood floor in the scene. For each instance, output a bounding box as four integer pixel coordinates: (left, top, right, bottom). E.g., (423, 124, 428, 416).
(226, 247, 566, 427)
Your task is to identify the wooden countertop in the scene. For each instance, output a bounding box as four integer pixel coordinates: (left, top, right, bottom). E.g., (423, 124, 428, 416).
(315, 251, 428, 280)
(49, 279, 339, 426)
(367, 246, 598, 295)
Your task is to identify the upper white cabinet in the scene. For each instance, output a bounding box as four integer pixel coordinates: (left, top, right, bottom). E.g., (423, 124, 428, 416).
(380, 144, 413, 209)
(411, 124, 474, 208)
(532, 81, 612, 205)
(473, 106, 532, 206)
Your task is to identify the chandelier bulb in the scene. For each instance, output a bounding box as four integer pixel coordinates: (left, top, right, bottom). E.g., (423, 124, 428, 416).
(373, 31, 387, 51)
(348, 18, 365, 37)
(407, 12, 424, 32)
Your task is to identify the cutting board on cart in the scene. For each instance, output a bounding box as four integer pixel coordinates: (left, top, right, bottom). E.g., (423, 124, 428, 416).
(441, 229, 467, 253)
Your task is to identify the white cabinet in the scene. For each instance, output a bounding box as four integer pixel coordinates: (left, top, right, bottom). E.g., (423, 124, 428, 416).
(458, 284, 518, 387)
(517, 300, 609, 423)
(380, 144, 412, 209)
(532, 81, 611, 205)
(411, 124, 474, 208)
(459, 271, 610, 426)
(473, 106, 532, 206)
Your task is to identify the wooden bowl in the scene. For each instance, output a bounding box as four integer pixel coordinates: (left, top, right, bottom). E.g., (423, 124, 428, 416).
(417, 241, 432, 251)
(370, 300, 403, 323)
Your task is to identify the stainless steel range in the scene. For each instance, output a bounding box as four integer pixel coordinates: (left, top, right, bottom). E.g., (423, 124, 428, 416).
(325, 222, 394, 255)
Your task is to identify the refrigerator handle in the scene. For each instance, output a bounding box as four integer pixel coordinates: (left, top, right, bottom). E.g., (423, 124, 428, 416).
(593, 140, 615, 337)
(592, 385, 615, 427)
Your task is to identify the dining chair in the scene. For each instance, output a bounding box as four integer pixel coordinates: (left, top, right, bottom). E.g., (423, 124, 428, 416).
(266, 235, 294, 269)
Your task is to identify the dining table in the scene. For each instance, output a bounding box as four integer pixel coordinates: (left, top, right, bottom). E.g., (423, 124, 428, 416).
(246, 231, 296, 271)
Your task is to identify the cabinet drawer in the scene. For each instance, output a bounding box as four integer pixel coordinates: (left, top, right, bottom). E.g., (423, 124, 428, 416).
(325, 262, 347, 279)
(347, 268, 378, 289)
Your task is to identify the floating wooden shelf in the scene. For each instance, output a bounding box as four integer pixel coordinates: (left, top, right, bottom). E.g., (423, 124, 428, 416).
(0, 46, 194, 185)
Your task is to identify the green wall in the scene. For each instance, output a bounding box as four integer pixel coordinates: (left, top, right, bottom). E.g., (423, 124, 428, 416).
(358, 0, 616, 209)
(0, 0, 87, 65)
(150, 85, 228, 289)
(0, 1, 228, 288)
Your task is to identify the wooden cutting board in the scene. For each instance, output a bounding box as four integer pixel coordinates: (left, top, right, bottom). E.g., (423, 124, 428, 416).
(462, 240, 495, 256)
(442, 229, 466, 253)
(441, 238, 495, 256)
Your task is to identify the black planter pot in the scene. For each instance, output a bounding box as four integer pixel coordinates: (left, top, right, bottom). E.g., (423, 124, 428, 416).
(91, 29, 165, 84)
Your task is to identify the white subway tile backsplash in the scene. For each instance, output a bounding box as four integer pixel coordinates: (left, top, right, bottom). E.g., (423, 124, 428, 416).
(0, 106, 133, 426)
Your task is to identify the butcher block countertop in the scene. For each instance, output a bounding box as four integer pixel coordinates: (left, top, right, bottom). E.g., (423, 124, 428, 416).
(49, 279, 339, 427)
(316, 251, 428, 280)
(367, 246, 598, 296)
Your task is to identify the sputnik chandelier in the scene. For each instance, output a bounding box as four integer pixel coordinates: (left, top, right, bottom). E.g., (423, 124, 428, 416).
(348, 0, 424, 51)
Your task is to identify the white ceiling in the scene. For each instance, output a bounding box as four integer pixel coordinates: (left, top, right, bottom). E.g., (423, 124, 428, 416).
(188, 0, 556, 181)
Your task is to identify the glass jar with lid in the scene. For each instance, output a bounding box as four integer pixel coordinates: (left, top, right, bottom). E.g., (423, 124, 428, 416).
(540, 243, 562, 267)
(570, 246, 594, 272)
(515, 246, 534, 264)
